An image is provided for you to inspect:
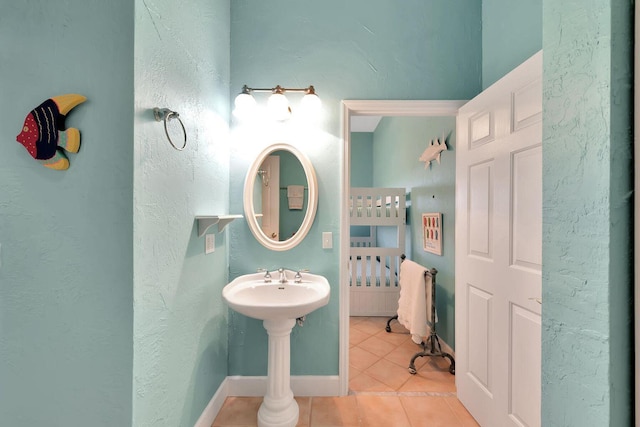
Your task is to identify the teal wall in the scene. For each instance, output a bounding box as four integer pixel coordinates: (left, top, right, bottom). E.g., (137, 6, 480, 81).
(542, 0, 633, 424)
(0, 1, 231, 426)
(482, 0, 542, 89)
(371, 117, 456, 348)
(133, 0, 231, 426)
(350, 132, 374, 188)
(229, 0, 481, 376)
(0, 2, 134, 425)
(350, 132, 374, 238)
(279, 150, 308, 240)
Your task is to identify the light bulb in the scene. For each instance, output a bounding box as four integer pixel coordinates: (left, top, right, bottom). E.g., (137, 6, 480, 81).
(267, 92, 291, 121)
(233, 92, 257, 120)
(300, 93, 322, 117)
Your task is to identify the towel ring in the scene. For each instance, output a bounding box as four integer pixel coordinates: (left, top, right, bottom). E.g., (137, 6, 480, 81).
(153, 107, 187, 151)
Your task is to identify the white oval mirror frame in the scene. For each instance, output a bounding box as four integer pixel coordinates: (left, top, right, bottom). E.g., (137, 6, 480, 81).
(243, 143, 318, 251)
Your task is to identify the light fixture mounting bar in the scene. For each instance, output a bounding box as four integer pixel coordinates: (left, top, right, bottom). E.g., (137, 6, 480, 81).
(242, 85, 316, 94)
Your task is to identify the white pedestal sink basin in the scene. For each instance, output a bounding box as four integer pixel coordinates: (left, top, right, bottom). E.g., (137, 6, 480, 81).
(223, 269, 330, 427)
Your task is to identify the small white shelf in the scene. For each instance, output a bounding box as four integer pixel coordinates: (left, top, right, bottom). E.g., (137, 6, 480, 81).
(196, 215, 243, 237)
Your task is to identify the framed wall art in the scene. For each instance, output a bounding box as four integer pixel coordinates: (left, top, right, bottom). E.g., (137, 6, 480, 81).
(422, 212, 442, 255)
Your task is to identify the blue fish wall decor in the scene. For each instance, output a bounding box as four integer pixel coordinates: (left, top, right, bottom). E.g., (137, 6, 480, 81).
(16, 94, 87, 170)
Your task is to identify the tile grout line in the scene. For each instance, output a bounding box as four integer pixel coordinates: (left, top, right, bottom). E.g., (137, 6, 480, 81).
(348, 390, 457, 397)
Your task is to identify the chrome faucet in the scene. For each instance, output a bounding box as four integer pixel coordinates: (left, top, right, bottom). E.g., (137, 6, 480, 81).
(294, 269, 309, 283)
(278, 268, 287, 284)
(257, 268, 272, 283)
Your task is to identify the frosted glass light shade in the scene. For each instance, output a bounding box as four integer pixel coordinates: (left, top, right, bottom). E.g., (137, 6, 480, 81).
(299, 93, 322, 117)
(267, 93, 291, 121)
(233, 92, 257, 119)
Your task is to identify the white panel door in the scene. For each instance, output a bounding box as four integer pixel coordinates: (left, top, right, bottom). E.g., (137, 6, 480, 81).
(456, 51, 542, 427)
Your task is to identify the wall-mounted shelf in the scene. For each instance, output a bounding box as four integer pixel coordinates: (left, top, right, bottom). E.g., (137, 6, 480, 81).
(196, 215, 243, 237)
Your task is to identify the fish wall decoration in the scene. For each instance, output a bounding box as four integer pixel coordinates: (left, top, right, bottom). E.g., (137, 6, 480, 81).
(419, 133, 448, 169)
(16, 94, 87, 170)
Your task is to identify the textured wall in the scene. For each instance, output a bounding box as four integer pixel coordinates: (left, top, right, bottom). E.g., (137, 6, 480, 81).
(482, 0, 542, 89)
(0, 1, 134, 425)
(542, 0, 633, 424)
(132, 0, 231, 425)
(229, 0, 481, 376)
(372, 117, 457, 348)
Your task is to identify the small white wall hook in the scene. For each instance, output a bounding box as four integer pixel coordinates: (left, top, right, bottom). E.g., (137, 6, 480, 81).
(153, 107, 187, 151)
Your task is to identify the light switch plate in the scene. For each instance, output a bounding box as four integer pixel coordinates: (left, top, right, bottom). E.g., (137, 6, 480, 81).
(322, 232, 332, 249)
(205, 234, 215, 254)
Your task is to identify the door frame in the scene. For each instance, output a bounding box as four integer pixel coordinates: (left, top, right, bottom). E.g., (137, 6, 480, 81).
(339, 100, 466, 395)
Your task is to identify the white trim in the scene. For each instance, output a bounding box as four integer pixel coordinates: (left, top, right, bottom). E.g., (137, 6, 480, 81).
(243, 143, 318, 251)
(439, 337, 455, 359)
(226, 375, 341, 397)
(193, 377, 229, 427)
(339, 100, 466, 396)
(194, 375, 340, 426)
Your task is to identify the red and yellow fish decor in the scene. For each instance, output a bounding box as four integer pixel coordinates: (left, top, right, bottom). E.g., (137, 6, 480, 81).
(16, 94, 87, 170)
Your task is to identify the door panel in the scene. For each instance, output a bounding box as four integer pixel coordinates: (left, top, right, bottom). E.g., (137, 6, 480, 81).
(468, 161, 494, 258)
(509, 304, 541, 427)
(467, 284, 493, 392)
(511, 146, 542, 270)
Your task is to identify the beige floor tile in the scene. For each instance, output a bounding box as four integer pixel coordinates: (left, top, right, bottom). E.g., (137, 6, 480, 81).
(443, 396, 481, 426)
(357, 335, 397, 357)
(348, 365, 362, 381)
(349, 371, 395, 392)
(349, 327, 370, 347)
(212, 396, 260, 426)
(349, 346, 380, 372)
(356, 395, 412, 427)
(296, 397, 311, 427)
(310, 396, 360, 427)
(375, 328, 411, 346)
(383, 345, 428, 371)
(365, 358, 413, 391)
(351, 317, 388, 336)
(400, 396, 463, 427)
(399, 371, 456, 393)
(349, 316, 367, 326)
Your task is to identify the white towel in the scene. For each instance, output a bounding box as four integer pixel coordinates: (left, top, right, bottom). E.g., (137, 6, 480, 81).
(397, 259, 432, 344)
(287, 185, 304, 210)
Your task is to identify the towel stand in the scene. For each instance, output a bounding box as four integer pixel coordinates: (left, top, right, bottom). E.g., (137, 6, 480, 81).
(385, 254, 456, 375)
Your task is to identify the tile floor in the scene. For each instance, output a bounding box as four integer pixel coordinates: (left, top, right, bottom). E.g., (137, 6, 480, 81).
(212, 316, 479, 426)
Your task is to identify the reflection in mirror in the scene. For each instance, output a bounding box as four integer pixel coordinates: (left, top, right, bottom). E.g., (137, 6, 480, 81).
(244, 143, 318, 251)
(254, 150, 308, 241)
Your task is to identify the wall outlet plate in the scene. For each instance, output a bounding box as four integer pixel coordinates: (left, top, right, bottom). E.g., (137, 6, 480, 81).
(205, 234, 215, 254)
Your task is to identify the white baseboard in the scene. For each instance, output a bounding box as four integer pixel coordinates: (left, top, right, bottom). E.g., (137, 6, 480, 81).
(439, 337, 455, 358)
(194, 375, 340, 426)
(193, 377, 229, 427)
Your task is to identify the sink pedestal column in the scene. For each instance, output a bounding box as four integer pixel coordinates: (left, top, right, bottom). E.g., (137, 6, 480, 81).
(258, 318, 299, 427)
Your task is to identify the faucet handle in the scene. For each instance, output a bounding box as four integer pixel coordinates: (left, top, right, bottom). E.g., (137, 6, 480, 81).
(257, 268, 272, 283)
(294, 269, 310, 283)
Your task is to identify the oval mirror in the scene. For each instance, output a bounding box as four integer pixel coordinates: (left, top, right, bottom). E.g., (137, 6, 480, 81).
(243, 143, 318, 251)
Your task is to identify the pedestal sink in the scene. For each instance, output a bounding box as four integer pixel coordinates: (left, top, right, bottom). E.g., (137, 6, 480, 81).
(222, 269, 330, 427)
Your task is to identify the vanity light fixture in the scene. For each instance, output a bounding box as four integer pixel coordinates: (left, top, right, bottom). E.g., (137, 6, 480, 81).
(233, 84, 321, 121)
